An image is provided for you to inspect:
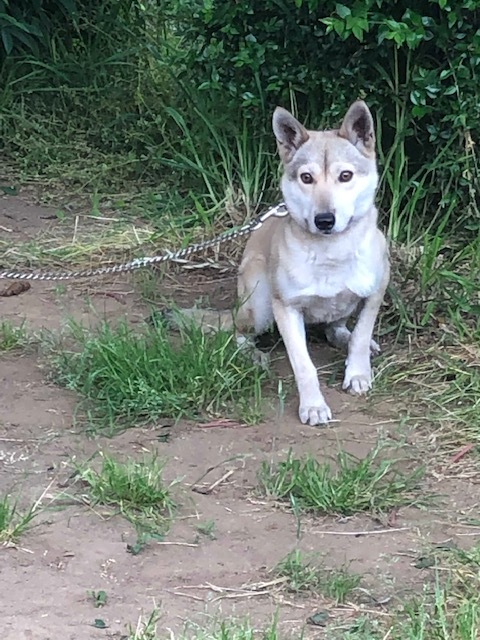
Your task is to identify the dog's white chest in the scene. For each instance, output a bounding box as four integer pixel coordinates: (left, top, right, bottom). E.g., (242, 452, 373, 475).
(275, 241, 383, 321)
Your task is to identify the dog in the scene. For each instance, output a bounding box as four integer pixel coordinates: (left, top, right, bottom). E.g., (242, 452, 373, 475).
(172, 100, 390, 426)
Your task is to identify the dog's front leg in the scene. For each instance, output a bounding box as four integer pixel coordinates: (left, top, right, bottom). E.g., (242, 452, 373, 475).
(272, 299, 332, 426)
(342, 286, 386, 395)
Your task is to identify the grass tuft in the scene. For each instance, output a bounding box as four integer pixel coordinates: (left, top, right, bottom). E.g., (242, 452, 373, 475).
(259, 447, 423, 515)
(0, 320, 29, 351)
(0, 495, 38, 543)
(128, 612, 283, 640)
(46, 316, 267, 432)
(75, 453, 175, 533)
(274, 549, 361, 603)
(374, 342, 480, 453)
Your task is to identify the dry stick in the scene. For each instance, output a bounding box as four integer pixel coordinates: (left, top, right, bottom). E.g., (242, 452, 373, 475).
(173, 583, 261, 593)
(313, 527, 410, 536)
(190, 454, 249, 488)
(166, 590, 204, 602)
(155, 541, 198, 547)
(192, 469, 234, 495)
(211, 591, 270, 603)
(244, 577, 289, 590)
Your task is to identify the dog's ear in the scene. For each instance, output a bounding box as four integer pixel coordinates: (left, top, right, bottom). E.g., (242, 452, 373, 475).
(339, 101, 375, 156)
(272, 107, 309, 162)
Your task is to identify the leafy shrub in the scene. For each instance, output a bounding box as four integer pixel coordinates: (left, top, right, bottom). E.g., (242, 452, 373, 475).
(162, 0, 480, 236)
(0, 0, 76, 58)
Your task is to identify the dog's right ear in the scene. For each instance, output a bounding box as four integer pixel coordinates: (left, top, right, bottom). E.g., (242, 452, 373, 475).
(272, 107, 309, 163)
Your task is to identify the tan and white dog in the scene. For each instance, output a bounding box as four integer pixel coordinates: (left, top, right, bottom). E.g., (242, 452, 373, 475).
(175, 100, 389, 426)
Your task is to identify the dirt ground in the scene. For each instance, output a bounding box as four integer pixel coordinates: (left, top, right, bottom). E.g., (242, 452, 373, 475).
(1, 195, 478, 640)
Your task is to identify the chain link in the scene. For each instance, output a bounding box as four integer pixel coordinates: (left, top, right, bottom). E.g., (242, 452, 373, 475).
(0, 202, 288, 282)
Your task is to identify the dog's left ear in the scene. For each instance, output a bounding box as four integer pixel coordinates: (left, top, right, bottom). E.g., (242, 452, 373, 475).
(339, 101, 375, 155)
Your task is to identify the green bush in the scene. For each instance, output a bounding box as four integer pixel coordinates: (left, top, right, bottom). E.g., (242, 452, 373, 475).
(0, 0, 75, 58)
(162, 0, 479, 236)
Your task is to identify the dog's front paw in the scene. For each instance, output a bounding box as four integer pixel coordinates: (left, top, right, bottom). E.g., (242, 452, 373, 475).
(342, 370, 372, 395)
(299, 402, 332, 426)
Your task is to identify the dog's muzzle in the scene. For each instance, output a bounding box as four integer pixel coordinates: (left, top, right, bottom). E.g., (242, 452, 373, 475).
(314, 212, 335, 233)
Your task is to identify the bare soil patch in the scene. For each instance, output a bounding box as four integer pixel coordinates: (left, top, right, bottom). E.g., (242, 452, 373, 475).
(1, 195, 478, 639)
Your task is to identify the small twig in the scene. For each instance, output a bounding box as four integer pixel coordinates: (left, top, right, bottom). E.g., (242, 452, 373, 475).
(211, 591, 270, 603)
(243, 577, 289, 591)
(313, 527, 409, 536)
(456, 532, 480, 537)
(192, 469, 234, 495)
(155, 541, 198, 547)
(447, 443, 475, 465)
(93, 291, 127, 304)
(166, 590, 204, 602)
(190, 454, 248, 488)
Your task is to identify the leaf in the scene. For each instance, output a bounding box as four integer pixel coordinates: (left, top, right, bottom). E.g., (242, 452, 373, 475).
(414, 555, 436, 569)
(0, 185, 18, 195)
(93, 618, 108, 629)
(335, 3, 351, 18)
(1, 28, 13, 54)
(307, 610, 330, 626)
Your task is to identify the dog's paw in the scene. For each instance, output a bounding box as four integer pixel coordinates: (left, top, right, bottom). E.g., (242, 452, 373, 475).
(299, 402, 332, 426)
(342, 372, 372, 395)
(370, 339, 381, 355)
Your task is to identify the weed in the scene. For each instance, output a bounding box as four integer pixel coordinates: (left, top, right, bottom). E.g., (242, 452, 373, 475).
(390, 580, 480, 640)
(0, 494, 37, 543)
(88, 590, 108, 608)
(0, 320, 28, 351)
(259, 446, 423, 515)
(384, 233, 480, 342)
(46, 317, 267, 432)
(274, 550, 360, 604)
(75, 453, 174, 533)
(196, 520, 216, 540)
(128, 609, 162, 640)
(128, 612, 283, 640)
(327, 544, 480, 638)
(374, 341, 480, 452)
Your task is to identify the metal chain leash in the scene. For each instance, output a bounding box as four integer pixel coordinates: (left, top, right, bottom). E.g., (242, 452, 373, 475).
(0, 202, 288, 282)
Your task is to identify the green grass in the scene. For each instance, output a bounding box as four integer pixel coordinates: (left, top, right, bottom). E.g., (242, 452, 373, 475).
(0, 320, 29, 351)
(274, 550, 361, 604)
(74, 453, 175, 533)
(0, 495, 38, 543)
(128, 613, 283, 640)
(327, 544, 480, 639)
(196, 520, 216, 540)
(87, 589, 108, 608)
(46, 316, 267, 432)
(259, 446, 423, 515)
(374, 342, 480, 453)
(384, 233, 480, 342)
(392, 583, 480, 640)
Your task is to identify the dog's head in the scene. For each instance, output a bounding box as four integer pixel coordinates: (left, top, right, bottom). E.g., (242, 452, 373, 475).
(272, 101, 378, 236)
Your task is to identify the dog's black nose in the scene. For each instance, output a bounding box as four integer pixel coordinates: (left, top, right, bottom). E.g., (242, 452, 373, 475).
(314, 212, 335, 232)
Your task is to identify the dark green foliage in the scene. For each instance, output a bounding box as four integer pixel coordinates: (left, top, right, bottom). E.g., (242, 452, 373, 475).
(163, 0, 479, 235)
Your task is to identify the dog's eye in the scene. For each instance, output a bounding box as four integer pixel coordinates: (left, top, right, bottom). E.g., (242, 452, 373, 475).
(300, 172, 313, 184)
(339, 170, 353, 183)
